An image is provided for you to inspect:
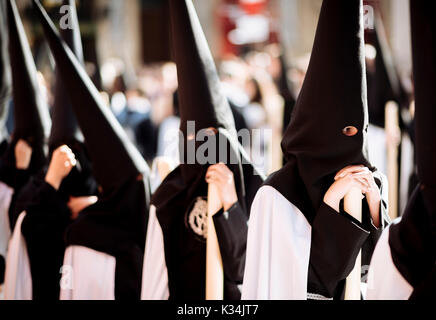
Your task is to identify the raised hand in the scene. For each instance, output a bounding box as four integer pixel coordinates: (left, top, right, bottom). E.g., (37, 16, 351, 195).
(325, 165, 381, 227)
(45, 145, 77, 190)
(205, 163, 238, 212)
(15, 139, 33, 170)
(68, 196, 98, 220)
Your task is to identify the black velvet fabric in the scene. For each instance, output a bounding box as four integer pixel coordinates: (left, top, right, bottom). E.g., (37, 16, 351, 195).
(48, 0, 84, 151)
(10, 142, 96, 300)
(65, 178, 150, 300)
(7, 0, 50, 172)
(387, 0, 436, 299)
(20, 176, 71, 300)
(389, 186, 435, 292)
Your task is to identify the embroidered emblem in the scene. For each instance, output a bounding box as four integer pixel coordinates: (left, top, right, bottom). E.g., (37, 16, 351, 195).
(187, 197, 208, 239)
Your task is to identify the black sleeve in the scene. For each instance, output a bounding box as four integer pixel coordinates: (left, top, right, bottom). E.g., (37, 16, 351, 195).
(308, 202, 370, 298)
(241, 162, 265, 215)
(0, 151, 31, 191)
(213, 202, 248, 285)
(20, 178, 72, 300)
(410, 265, 436, 300)
(21, 179, 71, 226)
(10, 175, 71, 230)
(361, 171, 391, 267)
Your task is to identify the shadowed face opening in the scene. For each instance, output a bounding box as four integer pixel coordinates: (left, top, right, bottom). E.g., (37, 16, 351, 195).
(342, 126, 359, 137)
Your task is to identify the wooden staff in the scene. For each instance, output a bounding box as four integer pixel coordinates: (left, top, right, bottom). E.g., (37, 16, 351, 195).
(155, 157, 173, 181)
(385, 101, 400, 219)
(206, 183, 224, 300)
(344, 187, 363, 300)
(266, 94, 285, 174)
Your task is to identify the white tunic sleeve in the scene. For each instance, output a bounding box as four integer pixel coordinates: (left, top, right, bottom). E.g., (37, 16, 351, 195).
(366, 224, 413, 300)
(60, 246, 116, 300)
(4, 212, 32, 300)
(141, 205, 169, 300)
(0, 182, 13, 260)
(241, 186, 312, 300)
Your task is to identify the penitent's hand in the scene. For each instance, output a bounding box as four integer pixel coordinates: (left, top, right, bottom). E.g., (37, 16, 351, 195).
(334, 165, 381, 228)
(205, 163, 238, 212)
(324, 165, 372, 214)
(15, 139, 33, 170)
(68, 196, 98, 220)
(45, 145, 77, 191)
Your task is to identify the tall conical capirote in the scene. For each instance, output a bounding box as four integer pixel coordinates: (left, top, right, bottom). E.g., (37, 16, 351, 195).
(33, 0, 148, 194)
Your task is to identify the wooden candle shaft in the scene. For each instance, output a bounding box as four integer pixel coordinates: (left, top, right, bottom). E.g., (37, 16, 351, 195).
(206, 183, 224, 300)
(344, 187, 363, 300)
(385, 101, 400, 219)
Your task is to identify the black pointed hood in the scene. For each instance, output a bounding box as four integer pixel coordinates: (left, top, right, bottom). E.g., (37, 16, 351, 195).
(0, 0, 11, 143)
(33, 0, 148, 195)
(153, 0, 258, 202)
(388, 0, 436, 294)
(8, 0, 51, 170)
(170, 0, 236, 140)
(267, 0, 371, 220)
(154, 0, 263, 207)
(168, 0, 240, 176)
(49, 0, 84, 150)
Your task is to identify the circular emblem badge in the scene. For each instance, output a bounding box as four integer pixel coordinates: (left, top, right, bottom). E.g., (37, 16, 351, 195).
(185, 197, 208, 240)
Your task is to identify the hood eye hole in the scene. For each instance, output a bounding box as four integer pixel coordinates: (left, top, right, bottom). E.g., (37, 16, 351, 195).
(205, 127, 218, 136)
(342, 126, 358, 137)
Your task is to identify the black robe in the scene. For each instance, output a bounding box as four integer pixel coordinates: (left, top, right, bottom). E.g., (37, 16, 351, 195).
(18, 172, 72, 300)
(151, 159, 263, 300)
(10, 142, 97, 300)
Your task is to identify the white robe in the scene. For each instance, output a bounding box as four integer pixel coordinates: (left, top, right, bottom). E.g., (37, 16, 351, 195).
(141, 205, 169, 300)
(4, 212, 32, 300)
(59, 246, 116, 300)
(241, 186, 312, 300)
(366, 223, 413, 300)
(0, 182, 13, 265)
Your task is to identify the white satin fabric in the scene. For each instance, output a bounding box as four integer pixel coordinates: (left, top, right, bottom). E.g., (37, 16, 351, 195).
(241, 186, 312, 300)
(60, 246, 116, 300)
(0, 182, 13, 263)
(366, 224, 413, 300)
(141, 205, 169, 300)
(4, 212, 32, 300)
